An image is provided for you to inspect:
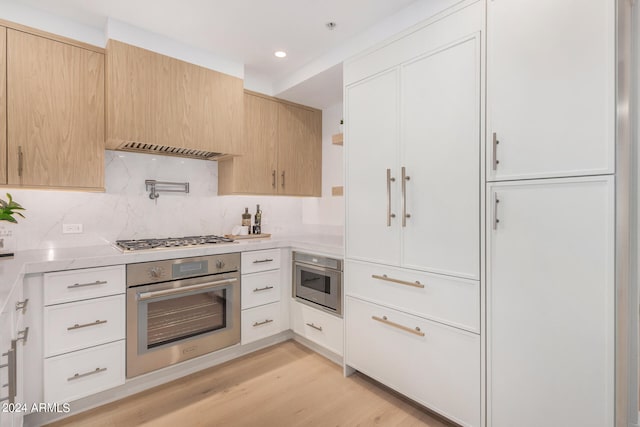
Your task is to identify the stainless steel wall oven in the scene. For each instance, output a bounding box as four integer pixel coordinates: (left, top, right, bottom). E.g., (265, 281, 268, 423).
(126, 253, 240, 378)
(293, 252, 343, 316)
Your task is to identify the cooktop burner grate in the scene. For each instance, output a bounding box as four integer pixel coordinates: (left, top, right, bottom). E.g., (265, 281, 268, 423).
(116, 235, 235, 251)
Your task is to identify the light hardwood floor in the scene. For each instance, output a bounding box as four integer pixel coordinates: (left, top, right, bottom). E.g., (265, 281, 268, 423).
(48, 340, 455, 427)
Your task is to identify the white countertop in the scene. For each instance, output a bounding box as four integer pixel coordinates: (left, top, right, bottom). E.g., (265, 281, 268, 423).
(0, 234, 343, 313)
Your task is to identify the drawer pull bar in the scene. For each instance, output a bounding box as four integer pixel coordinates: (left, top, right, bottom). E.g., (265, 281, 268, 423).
(67, 367, 107, 382)
(252, 258, 274, 264)
(371, 274, 424, 289)
(67, 320, 107, 331)
(253, 285, 274, 292)
(372, 315, 425, 337)
(0, 364, 6, 369)
(67, 280, 107, 289)
(305, 322, 323, 332)
(253, 319, 274, 327)
(15, 299, 28, 313)
(16, 327, 29, 344)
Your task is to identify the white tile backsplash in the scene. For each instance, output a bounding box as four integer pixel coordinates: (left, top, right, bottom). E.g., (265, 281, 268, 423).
(2, 150, 338, 251)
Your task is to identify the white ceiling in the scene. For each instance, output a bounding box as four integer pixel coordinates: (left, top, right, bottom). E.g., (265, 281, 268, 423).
(17, 0, 418, 85)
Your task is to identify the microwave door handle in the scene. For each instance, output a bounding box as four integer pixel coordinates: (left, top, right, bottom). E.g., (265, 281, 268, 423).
(138, 278, 237, 301)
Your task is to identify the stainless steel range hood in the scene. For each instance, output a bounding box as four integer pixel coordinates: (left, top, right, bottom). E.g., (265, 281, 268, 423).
(112, 141, 229, 161)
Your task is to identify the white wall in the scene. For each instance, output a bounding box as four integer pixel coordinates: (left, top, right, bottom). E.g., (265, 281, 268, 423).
(302, 102, 344, 229)
(0, 152, 338, 251)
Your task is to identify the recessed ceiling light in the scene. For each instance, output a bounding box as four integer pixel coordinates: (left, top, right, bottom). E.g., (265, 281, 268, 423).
(274, 51, 287, 58)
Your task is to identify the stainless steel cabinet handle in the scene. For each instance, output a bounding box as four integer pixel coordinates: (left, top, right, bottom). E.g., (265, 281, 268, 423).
(67, 320, 107, 331)
(18, 146, 23, 178)
(253, 285, 274, 292)
(492, 132, 500, 171)
(306, 322, 323, 331)
(67, 367, 107, 382)
(67, 280, 107, 289)
(281, 171, 285, 188)
(493, 192, 500, 230)
(16, 327, 29, 344)
(371, 274, 424, 289)
(252, 258, 273, 264)
(6, 341, 16, 403)
(139, 278, 237, 301)
(401, 167, 411, 227)
(15, 298, 28, 313)
(372, 315, 424, 337)
(386, 169, 396, 227)
(253, 319, 274, 327)
(272, 170, 276, 188)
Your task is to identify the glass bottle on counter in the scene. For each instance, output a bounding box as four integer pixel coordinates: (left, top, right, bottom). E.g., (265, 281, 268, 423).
(242, 207, 251, 228)
(254, 204, 262, 234)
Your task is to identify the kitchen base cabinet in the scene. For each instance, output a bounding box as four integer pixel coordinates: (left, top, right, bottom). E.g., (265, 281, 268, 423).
(44, 340, 125, 404)
(291, 300, 343, 357)
(345, 260, 479, 333)
(241, 302, 283, 345)
(487, 177, 614, 427)
(240, 250, 285, 345)
(345, 297, 480, 427)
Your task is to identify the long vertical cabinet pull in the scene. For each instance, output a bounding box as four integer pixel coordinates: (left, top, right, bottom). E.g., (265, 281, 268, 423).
(492, 192, 500, 230)
(281, 171, 285, 189)
(272, 170, 276, 188)
(386, 169, 396, 226)
(492, 132, 500, 171)
(18, 146, 24, 178)
(401, 166, 411, 227)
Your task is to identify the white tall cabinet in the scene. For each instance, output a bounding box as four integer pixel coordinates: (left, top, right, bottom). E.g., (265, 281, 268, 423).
(485, 0, 616, 426)
(487, 177, 614, 427)
(344, 2, 484, 426)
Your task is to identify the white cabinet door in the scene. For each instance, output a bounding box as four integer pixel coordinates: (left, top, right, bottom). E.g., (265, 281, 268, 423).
(487, 177, 614, 427)
(345, 69, 400, 265)
(401, 35, 480, 279)
(487, 0, 614, 181)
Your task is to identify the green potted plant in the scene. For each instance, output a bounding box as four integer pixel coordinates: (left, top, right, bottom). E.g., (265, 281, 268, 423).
(0, 193, 25, 258)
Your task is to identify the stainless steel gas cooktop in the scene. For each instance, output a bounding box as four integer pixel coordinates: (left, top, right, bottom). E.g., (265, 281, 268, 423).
(115, 235, 235, 251)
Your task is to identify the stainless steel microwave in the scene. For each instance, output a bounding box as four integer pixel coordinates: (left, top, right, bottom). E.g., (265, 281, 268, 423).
(293, 252, 342, 316)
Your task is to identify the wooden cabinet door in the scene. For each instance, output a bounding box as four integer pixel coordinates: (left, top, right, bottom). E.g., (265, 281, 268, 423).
(230, 93, 278, 195)
(7, 30, 104, 189)
(401, 35, 480, 280)
(487, 0, 614, 181)
(0, 27, 6, 185)
(344, 69, 400, 265)
(487, 177, 614, 427)
(276, 103, 321, 196)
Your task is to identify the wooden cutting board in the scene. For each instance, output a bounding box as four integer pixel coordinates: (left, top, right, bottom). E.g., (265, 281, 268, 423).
(225, 233, 271, 240)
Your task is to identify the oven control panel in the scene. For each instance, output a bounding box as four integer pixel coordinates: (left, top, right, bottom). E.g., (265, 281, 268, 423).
(127, 253, 241, 286)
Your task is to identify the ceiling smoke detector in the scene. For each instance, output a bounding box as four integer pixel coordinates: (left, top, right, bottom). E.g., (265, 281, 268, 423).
(326, 22, 337, 30)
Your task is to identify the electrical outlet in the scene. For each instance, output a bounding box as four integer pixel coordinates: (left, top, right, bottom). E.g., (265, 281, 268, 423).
(62, 224, 83, 234)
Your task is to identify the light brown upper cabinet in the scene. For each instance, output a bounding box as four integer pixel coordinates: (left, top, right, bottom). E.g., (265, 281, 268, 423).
(7, 28, 105, 189)
(218, 91, 322, 197)
(0, 26, 7, 185)
(105, 40, 244, 158)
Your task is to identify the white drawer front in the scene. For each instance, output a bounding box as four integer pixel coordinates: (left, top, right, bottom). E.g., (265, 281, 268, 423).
(44, 340, 125, 403)
(345, 297, 480, 427)
(345, 260, 479, 332)
(44, 294, 125, 358)
(44, 265, 125, 305)
(241, 249, 281, 274)
(291, 301, 343, 356)
(241, 270, 281, 310)
(241, 302, 283, 345)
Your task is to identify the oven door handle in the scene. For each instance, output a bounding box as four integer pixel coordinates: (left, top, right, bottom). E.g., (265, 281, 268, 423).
(137, 278, 237, 301)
